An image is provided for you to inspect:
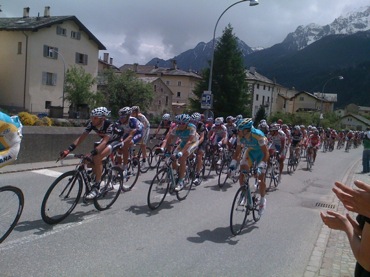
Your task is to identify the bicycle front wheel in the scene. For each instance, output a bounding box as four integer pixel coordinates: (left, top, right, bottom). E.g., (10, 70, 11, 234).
(176, 165, 194, 201)
(230, 186, 248, 236)
(0, 186, 24, 243)
(41, 171, 83, 225)
(147, 168, 170, 210)
(94, 166, 123, 211)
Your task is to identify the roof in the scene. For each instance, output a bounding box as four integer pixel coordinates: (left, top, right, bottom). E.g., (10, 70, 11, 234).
(291, 91, 336, 103)
(0, 15, 106, 50)
(245, 68, 276, 85)
(120, 64, 202, 79)
(359, 106, 370, 112)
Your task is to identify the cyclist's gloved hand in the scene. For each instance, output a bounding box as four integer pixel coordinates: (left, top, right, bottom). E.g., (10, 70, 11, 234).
(60, 150, 70, 159)
(258, 161, 267, 169)
(229, 159, 237, 170)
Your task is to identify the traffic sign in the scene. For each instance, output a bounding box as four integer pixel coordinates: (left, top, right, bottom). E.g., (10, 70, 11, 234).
(201, 91, 213, 109)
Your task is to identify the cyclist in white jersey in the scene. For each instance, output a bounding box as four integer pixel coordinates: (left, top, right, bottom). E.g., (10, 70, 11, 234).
(131, 106, 150, 166)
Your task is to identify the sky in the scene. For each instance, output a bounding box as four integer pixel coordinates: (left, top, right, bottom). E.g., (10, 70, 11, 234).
(1, 0, 369, 67)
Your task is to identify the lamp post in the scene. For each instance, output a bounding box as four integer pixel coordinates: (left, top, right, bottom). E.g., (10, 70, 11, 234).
(206, 0, 259, 108)
(50, 48, 66, 111)
(318, 75, 343, 127)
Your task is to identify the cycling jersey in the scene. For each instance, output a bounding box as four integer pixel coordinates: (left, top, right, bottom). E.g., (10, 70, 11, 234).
(136, 113, 150, 143)
(291, 131, 303, 147)
(171, 123, 199, 153)
(307, 134, 321, 147)
(158, 120, 172, 137)
(268, 130, 286, 152)
(237, 127, 268, 167)
(225, 123, 237, 138)
(0, 112, 23, 167)
(195, 121, 208, 150)
(116, 117, 143, 144)
(209, 124, 227, 145)
(84, 119, 112, 138)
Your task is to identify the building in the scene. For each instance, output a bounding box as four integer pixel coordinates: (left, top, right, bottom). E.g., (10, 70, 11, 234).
(292, 91, 336, 113)
(0, 6, 106, 115)
(340, 113, 370, 131)
(120, 61, 202, 113)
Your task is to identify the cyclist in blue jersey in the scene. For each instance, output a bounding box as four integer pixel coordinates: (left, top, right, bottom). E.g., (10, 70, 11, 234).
(158, 114, 199, 191)
(0, 111, 23, 168)
(230, 118, 269, 215)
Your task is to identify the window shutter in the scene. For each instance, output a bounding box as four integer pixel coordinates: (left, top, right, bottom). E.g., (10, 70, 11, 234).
(42, 72, 47, 85)
(43, 45, 48, 57)
(75, 52, 78, 63)
(52, 73, 57, 86)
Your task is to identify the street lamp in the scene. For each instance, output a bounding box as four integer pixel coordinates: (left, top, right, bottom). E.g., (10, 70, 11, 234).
(318, 75, 343, 126)
(50, 48, 66, 112)
(206, 0, 259, 106)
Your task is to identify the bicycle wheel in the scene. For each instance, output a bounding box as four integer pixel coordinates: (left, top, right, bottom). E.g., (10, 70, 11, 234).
(218, 160, 231, 188)
(0, 186, 24, 243)
(287, 156, 294, 174)
(230, 186, 248, 236)
(122, 157, 140, 191)
(270, 161, 280, 188)
(252, 189, 261, 222)
(147, 168, 170, 210)
(177, 162, 195, 201)
(202, 154, 213, 179)
(41, 170, 83, 225)
(94, 166, 123, 211)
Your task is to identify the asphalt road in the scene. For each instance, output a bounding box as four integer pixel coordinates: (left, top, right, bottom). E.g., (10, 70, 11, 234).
(0, 147, 362, 277)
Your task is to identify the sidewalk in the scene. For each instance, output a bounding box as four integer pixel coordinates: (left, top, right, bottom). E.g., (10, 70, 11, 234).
(0, 159, 78, 174)
(305, 158, 370, 277)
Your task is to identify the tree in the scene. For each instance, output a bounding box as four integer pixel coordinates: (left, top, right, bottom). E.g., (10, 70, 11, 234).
(254, 106, 268, 127)
(190, 24, 250, 117)
(64, 65, 96, 109)
(100, 69, 154, 118)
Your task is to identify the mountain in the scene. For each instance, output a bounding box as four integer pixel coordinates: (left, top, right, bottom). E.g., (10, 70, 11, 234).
(146, 38, 254, 72)
(145, 6, 370, 107)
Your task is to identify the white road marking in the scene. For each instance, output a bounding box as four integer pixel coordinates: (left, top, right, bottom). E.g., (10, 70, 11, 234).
(32, 169, 63, 178)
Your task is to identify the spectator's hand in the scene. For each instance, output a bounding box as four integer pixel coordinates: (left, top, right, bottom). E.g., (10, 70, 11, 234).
(333, 181, 370, 218)
(60, 150, 70, 159)
(320, 210, 351, 233)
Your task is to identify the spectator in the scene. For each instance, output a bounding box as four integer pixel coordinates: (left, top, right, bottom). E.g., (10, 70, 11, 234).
(320, 180, 370, 276)
(362, 127, 370, 173)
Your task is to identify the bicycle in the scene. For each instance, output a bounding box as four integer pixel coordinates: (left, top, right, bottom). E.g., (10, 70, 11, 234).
(217, 148, 238, 188)
(41, 154, 123, 224)
(0, 186, 24, 243)
(266, 150, 280, 191)
(147, 152, 194, 210)
(287, 145, 299, 173)
(230, 165, 261, 236)
(306, 146, 315, 171)
(131, 142, 152, 174)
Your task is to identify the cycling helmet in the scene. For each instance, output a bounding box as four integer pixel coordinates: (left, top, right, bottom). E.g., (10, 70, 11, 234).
(226, 116, 234, 122)
(314, 130, 319, 135)
(177, 114, 191, 124)
(174, 114, 181, 123)
(235, 114, 243, 121)
(260, 119, 267, 124)
(162, 113, 171, 120)
(300, 125, 305, 129)
(131, 106, 140, 113)
(270, 123, 279, 131)
(191, 112, 201, 122)
(90, 107, 107, 118)
(237, 118, 253, 130)
(281, 124, 288, 129)
(118, 106, 132, 117)
(214, 117, 224, 126)
(101, 107, 111, 117)
(294, 125, 300, 131)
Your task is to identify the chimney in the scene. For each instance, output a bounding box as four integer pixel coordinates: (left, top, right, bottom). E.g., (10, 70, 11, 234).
(172, 59, 177, 70)
(103, 53, 109, 63)
(250, 66, 256, 74)
(109, 57, 113, 65)
(23, 7, 30, 18)
(44, 6, 50, 17)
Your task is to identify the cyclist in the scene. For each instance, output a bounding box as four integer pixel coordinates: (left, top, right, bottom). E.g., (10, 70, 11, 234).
(229, 118, 269, 215)
(153, 113, 172, 139)
(131, 106, 150, 167)
(191, 112, 208, 186)
(268, 123, 286, 182)
(225, 116, 237, 150)
(158, 114, 199, 191)
(115, 107, 143, 171)
(307, 128, 321, 164)
(258, 119, 269, 136)
(0, 111, 23, 168)
(60, 107, 112, 199)
(290, 125, 303, 162)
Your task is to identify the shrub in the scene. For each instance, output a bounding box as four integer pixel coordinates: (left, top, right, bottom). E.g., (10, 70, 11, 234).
(18, 112, 38, 126)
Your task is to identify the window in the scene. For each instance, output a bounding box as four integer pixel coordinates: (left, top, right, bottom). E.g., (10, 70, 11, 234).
(177, 81, 182, 86)
(256, 84, 260, 89)
(17, 42, 22, 54)
(177, 92, 181, 98)
(43, 45, 58, 59)
(42, 72, 57, 86)
(299, 96, 304, 101)
(165, 96, 169, 106)
(71, 31, 81, 40)
(75, 52, 88, 65)
(166, 80, 170, 85)
(256, 94, 259, 101)
(154, 85, 157, 92)
(262, 96, 265, 105)
(56, 26, 66, 36)
(263, 85, 266, 90)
